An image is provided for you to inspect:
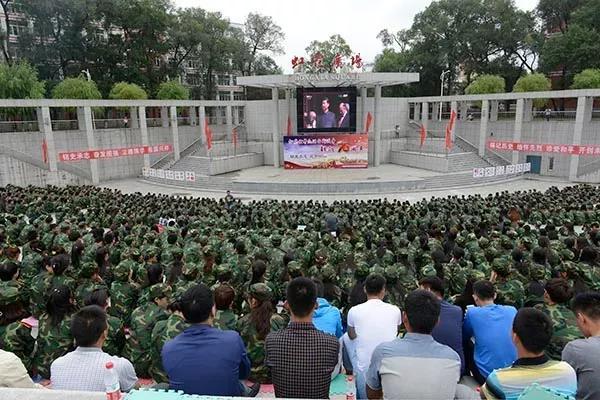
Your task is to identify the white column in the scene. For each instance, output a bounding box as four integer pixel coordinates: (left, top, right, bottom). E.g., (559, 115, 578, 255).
(459, 101, 468, 120)
(478, 100, 489, 157)
(37, 107, 57, 174)
(170, 106, 180, 161)
(199, 106, 207, 153)
(285, 89, 292, 135)
(360, 87, 367, 132)
(490, 100, 499, 121)
(569, 96, 593, 180)
(129, 107, 139, 129)
(226, 105, 233, 135)
(413, 103, 421, 122)
(374, 84, 382, 167)
(139, 106, 150, 168)
(81, 107, 99, 184)
(450, 101, 458, 142)
(271, 87, 280, 167)
(189, 106, 197, 126)
(161, 106, 169, 127)
(523, 99, 534, 122)
(432, 102, 440, 122)
(513, 99, 524, 165)
(233, 106, 240, 125)
(421, 102, 429, 129)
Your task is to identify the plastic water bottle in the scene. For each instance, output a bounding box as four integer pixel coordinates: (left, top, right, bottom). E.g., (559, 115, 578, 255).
(104, 361, 121, 400)
(346, 375, 356, 400)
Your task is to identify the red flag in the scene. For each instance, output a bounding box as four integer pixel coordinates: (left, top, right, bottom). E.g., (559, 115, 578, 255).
(445, 110, 457, 150)
(42, 139, 48, 164)
(204, 118, 212, 151)
(365, 112, 373, 133)
(286, 116, 292, 136)
(420, 124, 426, 147)
(232, 127, 238, 147)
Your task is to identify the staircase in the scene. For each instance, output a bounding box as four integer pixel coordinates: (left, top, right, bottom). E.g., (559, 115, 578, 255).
(169, 156, 211, 176)
(576, 158, 600, 183)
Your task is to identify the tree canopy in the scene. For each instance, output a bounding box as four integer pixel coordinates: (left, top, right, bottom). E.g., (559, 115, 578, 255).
(156, 80, 190, 100)
(465, 75, 506, 94)
(109, 82, 148, 100)
(571, 68, 600, 89)
(0, 61, 45, 99)
(52, 77, 102, 100)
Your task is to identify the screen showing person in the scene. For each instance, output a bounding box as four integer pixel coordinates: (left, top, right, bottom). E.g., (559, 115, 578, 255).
(297, 87, 357, 133)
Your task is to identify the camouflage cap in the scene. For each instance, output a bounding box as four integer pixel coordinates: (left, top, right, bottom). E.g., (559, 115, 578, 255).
(560, 249, 575, 261)
(355, 261, 370, 279)
(270, 234, 282, 246)
(491, 258, 511, 275)
(320, 265, 337, 282)
(0, 282, 20, 305)
(249, 283, 272, 302)
(468, 269, 486, 282)
(182, 262, 201, 278)
(214, 263, 230, 277)
(530, 265, 547, 281)
(113, 260, 134, 281)
(287, 260, 303, 275)
(149, 283, 172, 300)
(384, 265, 400, 282)
(79, 262, 98, 279)
(420, 264, 437, 278)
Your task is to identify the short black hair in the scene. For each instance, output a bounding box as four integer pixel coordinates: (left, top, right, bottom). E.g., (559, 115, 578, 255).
(544, 278, 573, 304)
(181, 284, 214, 324)
(572, 292, 600, 320)
(214, 284, 235, 310)
(513, 307, 553, 354)
(286, 277, 317, 318)
(312, 278, 324, 298)
(405, 290, 441, 334)
(365, 273, 386, 295)
(83, 288, 110, 308)
(473, 280, 495, 300)
(71, 305, 108, 347)
(419, 276, 445, 297)
(0, 262, 19, 281)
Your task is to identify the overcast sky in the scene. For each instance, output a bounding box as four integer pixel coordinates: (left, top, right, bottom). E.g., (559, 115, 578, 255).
(175, 0, 539, 73)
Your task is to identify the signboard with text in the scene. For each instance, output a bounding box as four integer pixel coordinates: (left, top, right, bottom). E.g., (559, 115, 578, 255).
(59, 144, 172, 162)
(488, 140, 600, 156)
(283, 134, 368, 169)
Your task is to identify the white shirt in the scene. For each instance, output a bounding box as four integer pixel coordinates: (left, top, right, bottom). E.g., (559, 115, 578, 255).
(347, 299, 402, 371)
(50, 347, 137, 392)
(0, 349, 41, 389)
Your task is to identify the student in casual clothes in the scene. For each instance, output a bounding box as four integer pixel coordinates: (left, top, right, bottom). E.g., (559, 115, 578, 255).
(343, 273, 402, 400)
(265, 277, 339, 399)
(366, 290, 477, 400)
(161, 284, 252, 396)
(463, 280, 517, 384)
(50, 305, 138, 392)
(562, 292, 600, 400)
(482, 308, 577, 400)
(0, 349, 43, 389)
(312, 279, 343, 338)
(419, 276, 465, 374)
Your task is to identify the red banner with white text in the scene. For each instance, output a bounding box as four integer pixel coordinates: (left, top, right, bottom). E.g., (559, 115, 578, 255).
(487, 140, 600, 156)
(59, 144, 172, 162)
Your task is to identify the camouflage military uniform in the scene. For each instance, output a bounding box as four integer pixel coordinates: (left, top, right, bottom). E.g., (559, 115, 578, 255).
(534, 303, 583, 360)
(35, 312, 75, 378)
(1, 319, 36, 372)
(123, 284, 170, 377)
(109, 262, 139, 325)
(214, 309, 239, 331)
(149, 312, 190, 383)
(104, 314, 126, 357)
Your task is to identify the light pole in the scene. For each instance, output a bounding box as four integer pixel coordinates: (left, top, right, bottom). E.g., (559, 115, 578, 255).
(439, 70, 450, 121)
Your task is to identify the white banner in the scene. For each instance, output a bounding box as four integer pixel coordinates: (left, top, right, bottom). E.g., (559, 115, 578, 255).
(473, 163, 530, 179)
(143, 168, 196, 183)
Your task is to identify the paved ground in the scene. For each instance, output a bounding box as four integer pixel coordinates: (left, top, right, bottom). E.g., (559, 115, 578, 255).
(101, 177, 579, 203)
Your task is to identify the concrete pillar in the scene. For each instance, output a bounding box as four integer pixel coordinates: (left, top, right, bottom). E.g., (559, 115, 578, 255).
(569, 96, 593, 180)
(271, 87, 280, 167)
(233, 106, 240, 125)
(170, 106, 180, 162)
(490, 100, 499, 121)
(285, 89, 293, 135)
(81, 107, 99, 184)
(421, 102, 429, 135)
(432, 102, 440, 122)
(226, 105, 233, 139)
(478, 100, 489, 157)
(129, 107, 139, 129)
(199, 106, 207, 148)
(450, 101, 458, 142)
(523, 99, 534, 122)
(139, 107, 150, 168)
(513, 99, 524, 165)
(459, 101, 468, 120)
(76, 107, 85, 131)
(413, 103, 421, 122)
(374, 84, 382, 167)
(37, 106, 57, 174)
(189, 107, 197, 126)
(360, 87, 367, 132)
(161, 106, 169, 127)
(398, 99, 409, 138)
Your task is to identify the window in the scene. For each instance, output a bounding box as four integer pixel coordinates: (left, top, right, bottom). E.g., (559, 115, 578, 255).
(8, 1, 25, 13)
(218, 91, 231, 101)
(9, 22, 27, 37)
(548, 157, 554, 171)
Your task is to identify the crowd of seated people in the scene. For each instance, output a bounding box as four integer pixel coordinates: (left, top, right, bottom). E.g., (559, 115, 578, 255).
(0, 183, 600, 399)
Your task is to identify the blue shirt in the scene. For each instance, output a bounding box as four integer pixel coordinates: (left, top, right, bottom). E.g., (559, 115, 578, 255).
(312, 298, 343, 338)
(432, 300, 465, 374)
(463, 304, 517, 378)
(161, 324, 250, 396)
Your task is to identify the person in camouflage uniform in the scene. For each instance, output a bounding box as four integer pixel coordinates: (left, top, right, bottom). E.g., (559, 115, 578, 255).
(492, 258, 525, 309)
(74, 262, 108, 307)
(83, 288, 125, 357)
(237, 283, 285, 383)
(123, 283, 171, 377)
(214, 283, 238, 331)
(149, 300, 190, 383)
(34, 284, 77, 378)
(109, 257, 139, 326)
(534, 278, 583, 360)
(30, 253, 76, 317)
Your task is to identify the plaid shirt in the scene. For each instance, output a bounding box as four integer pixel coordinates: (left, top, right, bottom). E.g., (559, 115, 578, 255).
(265, 321, 339, 399)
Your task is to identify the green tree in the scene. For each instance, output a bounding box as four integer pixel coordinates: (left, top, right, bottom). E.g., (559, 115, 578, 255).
(512, 73, 551, 108)
(571, 68, 600, 89)
(0, 61, 45, 99)
(465, 75, 506, 94)
(242, 13, 285, 75)
(109, 82, 148, 100)
(167, 8, 208, 75)
(156, 80, 189, 100)
(52, 77, 102, 100)
(304, 34, 352, 73)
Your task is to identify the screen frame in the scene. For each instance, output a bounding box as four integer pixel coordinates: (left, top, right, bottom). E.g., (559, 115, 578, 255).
(296, 86, 357, 133)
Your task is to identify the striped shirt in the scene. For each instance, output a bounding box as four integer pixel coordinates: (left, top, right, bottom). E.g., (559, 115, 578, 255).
(482, 355, 577, 400)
